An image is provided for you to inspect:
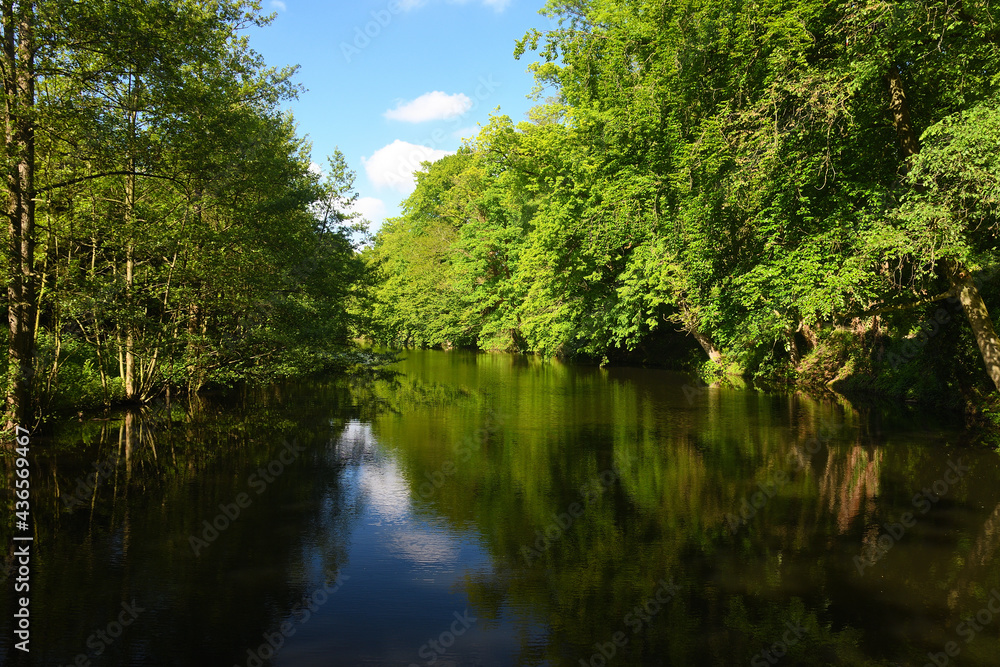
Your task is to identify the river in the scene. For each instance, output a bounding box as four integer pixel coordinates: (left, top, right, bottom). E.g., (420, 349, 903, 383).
(2, 349, 999, 666)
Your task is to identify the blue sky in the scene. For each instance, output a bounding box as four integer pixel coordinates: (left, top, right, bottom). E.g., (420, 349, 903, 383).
(247, 0, 557, 233)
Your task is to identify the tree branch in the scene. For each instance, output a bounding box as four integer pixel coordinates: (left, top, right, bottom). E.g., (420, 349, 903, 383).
(849, 289, 956, 320)
(34, 171, 181, 196)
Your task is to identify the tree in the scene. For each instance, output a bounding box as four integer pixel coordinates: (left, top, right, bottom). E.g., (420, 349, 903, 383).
(4, 0, 370, 425)
(2, 0, 40, 428)
(892, 100, 1000, 391)
(364, 0, 1000, 401)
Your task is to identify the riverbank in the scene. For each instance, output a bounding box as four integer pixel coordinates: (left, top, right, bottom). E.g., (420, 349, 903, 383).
(21, 347, 400, 431)
(788, 325, 1000, 442)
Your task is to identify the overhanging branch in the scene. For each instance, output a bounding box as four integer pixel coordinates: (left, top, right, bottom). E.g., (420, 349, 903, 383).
(33, 171, 182, 196)
(848, 289, 956, 320)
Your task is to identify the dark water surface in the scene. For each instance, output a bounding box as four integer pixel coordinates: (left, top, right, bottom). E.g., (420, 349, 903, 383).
(2, 349, 999, 666)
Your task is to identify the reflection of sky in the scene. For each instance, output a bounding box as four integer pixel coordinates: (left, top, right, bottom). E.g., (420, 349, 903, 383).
(274, 420, 523, 667)
(352, 423, 462, 564)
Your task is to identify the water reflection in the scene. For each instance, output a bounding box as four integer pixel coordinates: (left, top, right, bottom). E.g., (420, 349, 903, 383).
(818, 445, 882, 534)
(0, 351, 998, 666)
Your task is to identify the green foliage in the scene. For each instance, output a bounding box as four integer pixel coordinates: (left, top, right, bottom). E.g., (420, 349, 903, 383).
(4, 1, 372, 419)
(35, 332, 125, 415)
(364, 0, 1000, 409)
(894, 99, 1000, 268)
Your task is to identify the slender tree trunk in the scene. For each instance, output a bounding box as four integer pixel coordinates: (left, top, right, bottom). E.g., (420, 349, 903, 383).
(186, 300, 202, 394)
(123, 76, 138, 402)
(3, 3, 37, 428)
(786, 327, 801, 366)
(125, 239, 136, 400)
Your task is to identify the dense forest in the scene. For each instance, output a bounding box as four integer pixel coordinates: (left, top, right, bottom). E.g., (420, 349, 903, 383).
(366, 0, 1000, 422)
(1, 1, 369, 427)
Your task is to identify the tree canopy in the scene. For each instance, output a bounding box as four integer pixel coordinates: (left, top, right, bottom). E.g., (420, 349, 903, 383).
(367, 0, 1000, 411)
(2, 0, 370, 425)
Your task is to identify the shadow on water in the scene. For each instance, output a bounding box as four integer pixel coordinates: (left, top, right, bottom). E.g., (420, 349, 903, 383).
(0, 351, 998, 666)
(0, 380, 376, 666)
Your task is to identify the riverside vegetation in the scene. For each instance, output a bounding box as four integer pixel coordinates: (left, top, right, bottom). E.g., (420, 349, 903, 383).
(4, 0, 1000, 430)
(0, 1, 376, 428)
(364, 0, 1000, 430)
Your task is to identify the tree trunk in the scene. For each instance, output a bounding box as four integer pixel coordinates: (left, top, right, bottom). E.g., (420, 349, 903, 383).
(787, 327, 801, 366)
(690, 326, 722, 363)
(125, 241, 136, 400)
(123, 77, 138, 401)
(949, 264, 1000, 392)
(886, 65, 920, 165)
(677, 300, 722, 363)
(3, 3, 37, 428)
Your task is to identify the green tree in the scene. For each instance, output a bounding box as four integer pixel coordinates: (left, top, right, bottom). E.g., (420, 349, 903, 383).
(4, 0, 373, 424)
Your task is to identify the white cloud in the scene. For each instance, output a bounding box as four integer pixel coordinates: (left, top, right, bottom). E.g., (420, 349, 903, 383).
(268, 0, 286, 11)
(362, 140, 452, 193)
(351, 197, 387, 225)
(308, 161, 323, 176)
(384, 91, 472, 123)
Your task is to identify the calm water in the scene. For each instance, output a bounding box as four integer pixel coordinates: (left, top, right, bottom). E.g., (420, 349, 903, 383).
(2, 349, 1000, 666)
